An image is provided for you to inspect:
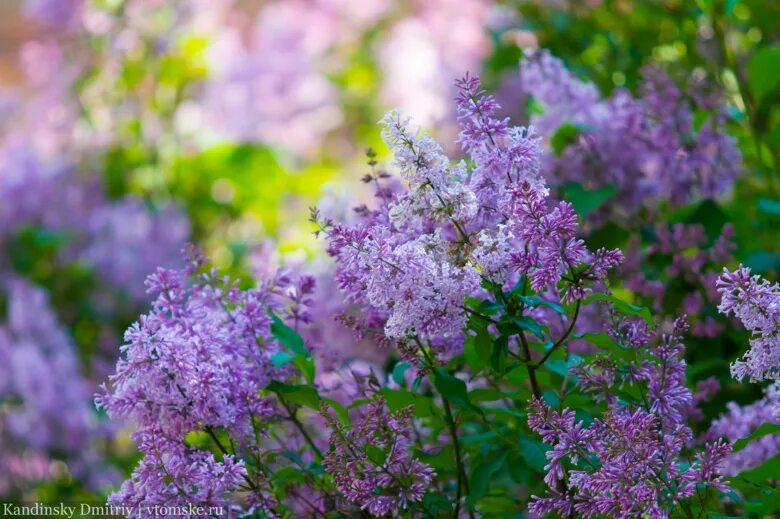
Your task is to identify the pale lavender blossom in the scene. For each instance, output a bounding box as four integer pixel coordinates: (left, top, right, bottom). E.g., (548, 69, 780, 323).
(107, 429, 247, 513)
(96, 250, 291, 508)
(317, 75, 621, 363)
(704, 395, 780, 476)
(717, 266, 780, 386)
(80, 197, 190, 302)
(23, 0, 83, 29)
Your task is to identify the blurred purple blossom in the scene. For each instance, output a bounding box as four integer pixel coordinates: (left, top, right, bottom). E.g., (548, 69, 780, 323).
(511, 50, 741, 215)
(704, 395, 780, 476)
(0, 279, 116, 493)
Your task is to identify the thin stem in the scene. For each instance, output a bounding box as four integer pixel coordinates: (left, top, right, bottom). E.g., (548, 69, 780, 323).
(442, 397, 472, 519)
(279, 397, 324, 459)
(460, 305, 500, 324)
(518, 331, 542, 399)
(415, 337, 474, 519)
(534, 299, 581, 368)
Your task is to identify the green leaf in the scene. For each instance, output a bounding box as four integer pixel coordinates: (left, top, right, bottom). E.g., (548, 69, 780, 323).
(468, 450, 508, 504)
(418, 445, 456, 472)
(392, 362, 411, 386)
(748, 46, 780, 103)
(745, 251, 780, 272)
(521, 295, 565, 315)
(365, 444, 388, 466)
(504, 365, 529, 386)
(184, 430, 211, 449)
(460, 431, 499, 445)
(322, 398, 351, 426)
(487, 407, 526, 419)
(433, 369, 472, 409)
(270, 313, 307, 356)
(510, 315, 545, 340)
(491, 335, 508, 373)
(381, 388, 417, 409)
(272, 466, 307, 486)
(550, 122, 585, 155)
(733, 423, 780, 452)
(585, 221, 630, 250)
(519, 439, 548, 473)
(348, 398, 370, 409)
(267, 381, 320, 409)
(271, 351, 294, 368)
(292, 356, 316, 385)
(526, 95, 545, 116)
(750, 488, 780, 514)
(474, 329, 493, 368)
(561, 182, 618, 219)
(543, 389, 560, 408)
(470, 388, 511, 402)
(380, 388, 433, 418)
(583, 293, 653, 325)
(475, 299, 504, 313)
(576, 332, 635, 361)
(507, 454, 531, 484)
(544, 360, 570, 378)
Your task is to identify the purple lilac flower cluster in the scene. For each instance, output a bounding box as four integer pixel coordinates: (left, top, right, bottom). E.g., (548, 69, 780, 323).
(514, 51, 741, 216)
(316, 74, 621, 364)
(322, 397, 435, 516)
(717, 266, 780, 417)
(530, 318, 730, 517)
(96, 250, 290, 510)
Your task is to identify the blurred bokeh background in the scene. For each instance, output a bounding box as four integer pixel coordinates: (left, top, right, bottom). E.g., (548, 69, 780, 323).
(0, 0, 778, 508)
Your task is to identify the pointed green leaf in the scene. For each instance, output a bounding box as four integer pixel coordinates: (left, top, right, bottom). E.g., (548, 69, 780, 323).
(392, 361, 411, 386)
(583, 293, 653, 325)
(270, 313, 308, 356)
(748, 46, 780, 102)
(468, 450, 508, 504)
(733, 423, 780, 452)
(519, 439, 548, 473)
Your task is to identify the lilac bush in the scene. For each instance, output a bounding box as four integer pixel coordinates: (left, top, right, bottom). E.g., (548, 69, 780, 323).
(93, 76, 775, 517)
(3, 0, 777, 514)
